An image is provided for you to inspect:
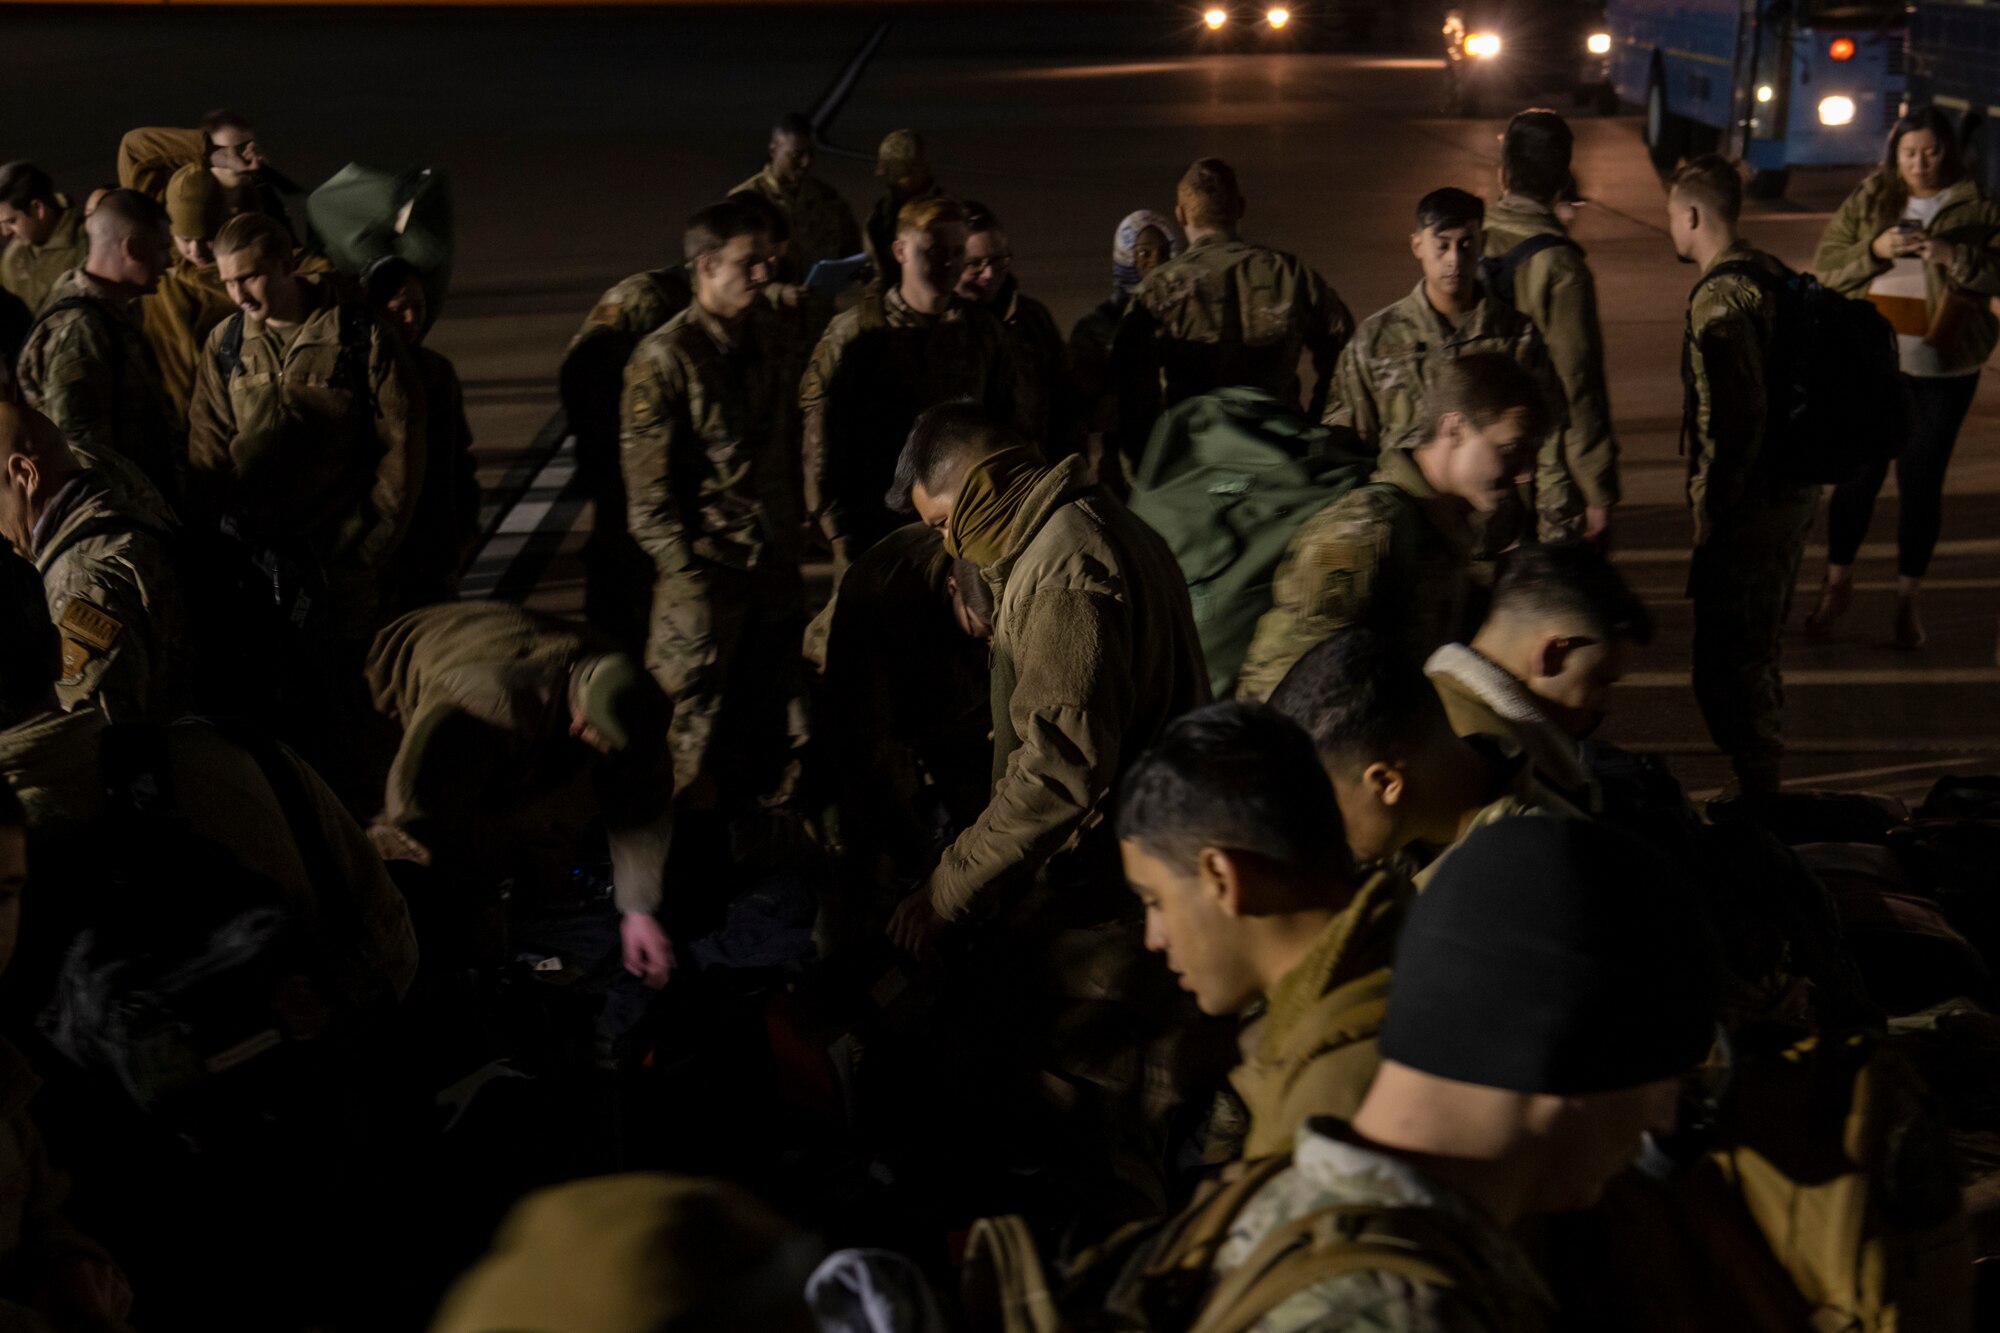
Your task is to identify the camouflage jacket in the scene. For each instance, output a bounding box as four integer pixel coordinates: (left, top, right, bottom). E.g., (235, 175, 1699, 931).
(1483, 195, 1619, 509)
(558, 267, 694, 443)
(140, 258, 236, 422)
(1211, 1123, 1554, 1332)
(0, 199, 86, 314)
(1236, 448, 1477, 703)
(1323, 279, 1555, 455)
(1683, 242, 1816, 549)
(365, 601, 674, 915)
(993, 278, 1073, 451)
(800, 285, 1017, 554)
(16, 267, 184, 501)
(621, 298, 799, 576)
(31, 468, 191, 723)
(187, 275, 426, 629)
(1113, 234, 1354, 452)
(731, 168, 863, 282)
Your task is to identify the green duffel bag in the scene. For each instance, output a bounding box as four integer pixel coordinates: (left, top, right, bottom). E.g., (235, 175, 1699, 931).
(1128, 388, 1381, 699)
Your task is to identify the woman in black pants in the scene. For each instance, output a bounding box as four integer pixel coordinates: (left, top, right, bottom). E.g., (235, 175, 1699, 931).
(1809, 108, 2000, 648)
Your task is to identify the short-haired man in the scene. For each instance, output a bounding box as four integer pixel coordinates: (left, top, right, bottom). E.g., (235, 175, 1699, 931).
(14, 189, 181, 507)
(1118, 701, 1406, 1159)
(731, 113, 862, 327)
(0, 162, 87, 314)
(1669, 155, 1819, 795)
(956, 201, 1075, 456)
(801, 197, 1018, 571)
(0, 404, 190, 722)
(1237, 353, 1552, 701)
(622, 200, 803, 812)
(1488, 110, 1621, 544)
(559, 253, 693, 652)
(199, 107, 294, 237)
(1325, 187, 1557, 463)
(189, 211, 426, 643)
(1269, 628, 1578, 881)
(882, 401, 1205, 956)
(1111, 158, 1353, 460)
(862, 129, 943, 293)
(141, 163, 238, 421)
(1425, 541, 1650, 798)
(365, 601, 675, 989)
(1193, 816, 1720, 1333)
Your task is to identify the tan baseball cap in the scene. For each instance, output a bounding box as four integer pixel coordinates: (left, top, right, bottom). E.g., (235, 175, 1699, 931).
(165, 162, 227, 241)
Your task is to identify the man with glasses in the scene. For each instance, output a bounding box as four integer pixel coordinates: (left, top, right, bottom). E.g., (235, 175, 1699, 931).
(956, 202, 1074, 457)
(621, 199, 805, 816)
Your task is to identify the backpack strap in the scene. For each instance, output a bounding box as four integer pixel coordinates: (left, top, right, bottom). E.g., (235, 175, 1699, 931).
(31, 295, 128, 401)
(1136, 1155, 1300, 1283)
(212, 311, 247, 383)
(1478, 232, 1582, 307)
(961, 1215, 1064, 1333)
(335, 300, 376, 414)
(1189, 1202, 1508, 1333)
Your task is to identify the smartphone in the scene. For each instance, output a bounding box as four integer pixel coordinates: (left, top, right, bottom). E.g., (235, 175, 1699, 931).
(1897, 219, 1924, 235)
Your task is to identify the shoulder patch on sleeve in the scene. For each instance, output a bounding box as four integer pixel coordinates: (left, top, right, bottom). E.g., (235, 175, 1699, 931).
(59, 596, 123, 652)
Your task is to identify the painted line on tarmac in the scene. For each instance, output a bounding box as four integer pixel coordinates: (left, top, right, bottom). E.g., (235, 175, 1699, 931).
(1634, 738, 2000, 755)
(1779, 757, 1986, 787)
(1621, 668, 2000, 687)
(462, 432, 586, 601)
(1611, 537, 2000, 564)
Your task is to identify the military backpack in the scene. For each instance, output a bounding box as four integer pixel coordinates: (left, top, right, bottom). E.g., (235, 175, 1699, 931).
(1683, 260, 1912, 487)
(1478, 232, 1583, 310)
(962, 1153, 1513, 1333)
(1127, 388, 1410, 699)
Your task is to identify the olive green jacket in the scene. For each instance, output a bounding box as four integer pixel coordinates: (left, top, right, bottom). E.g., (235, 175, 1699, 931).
(140, 258, 235, 422)
(0, 199, 84, 315)
(1322, 278, 1556, 455)
(1424, 642, 1594, 800)
(800, 286, 1017, 557)
(365, 602, 674, 916)
(15, 267, 183, 502)
(1232, 869, 1406, 1160)
(1683, 242, 1817, 549)
(621, 298, 799, 577)
(187, 275, 426, 632)
(1814, 173, 2000, 372)
(1237, 448, 1477, 703)
(32, 469, 191, 724)
(927, 456, 1208, 922)
(1483, 195, 1620, 509)
(1113, 234, 1354, 454)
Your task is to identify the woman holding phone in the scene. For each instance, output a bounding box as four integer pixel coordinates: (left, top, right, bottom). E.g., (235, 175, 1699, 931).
(1810, 108, 2000, 648)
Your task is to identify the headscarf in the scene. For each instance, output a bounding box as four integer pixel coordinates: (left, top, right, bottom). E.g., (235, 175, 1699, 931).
(941, 445, 1049, 568)
(1113, 209, 1184, 295)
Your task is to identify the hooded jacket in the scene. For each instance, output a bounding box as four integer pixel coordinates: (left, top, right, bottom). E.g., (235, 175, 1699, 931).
(927, 455, 1207, 922)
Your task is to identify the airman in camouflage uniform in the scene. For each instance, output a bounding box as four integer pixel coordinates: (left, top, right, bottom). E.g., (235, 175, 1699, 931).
(0, 405, 190, 723)
(0, 164, 87, 314)
(622, 202, 802, 807)
(958, 203, 1076, 455)
(560, 265, 694, 650)
(1484, 111, 1621, 543)
(731, 113, 863, 315)
(1239, 353, 1550, 702)
(1236, 448, 1476, 703)
(1667, 159, 1819, 793)
(802, 198, 1018, 569)
(1322, 278, 1553, 453)
(15, 192, 182, 505)
(1110, 159, 1353, 462)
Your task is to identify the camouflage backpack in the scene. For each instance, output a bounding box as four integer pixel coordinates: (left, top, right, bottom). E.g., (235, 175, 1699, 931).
(962, 1154, 1512, 1333)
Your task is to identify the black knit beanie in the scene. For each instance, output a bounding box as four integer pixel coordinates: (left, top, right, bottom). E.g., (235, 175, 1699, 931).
(1379, 816, 1722, 1096)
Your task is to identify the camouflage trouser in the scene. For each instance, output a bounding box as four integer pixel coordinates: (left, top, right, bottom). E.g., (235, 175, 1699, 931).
(1534, 441, 1589, 544)
(1689, 493, 1818, 792)
(647, 559, 805, 807)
